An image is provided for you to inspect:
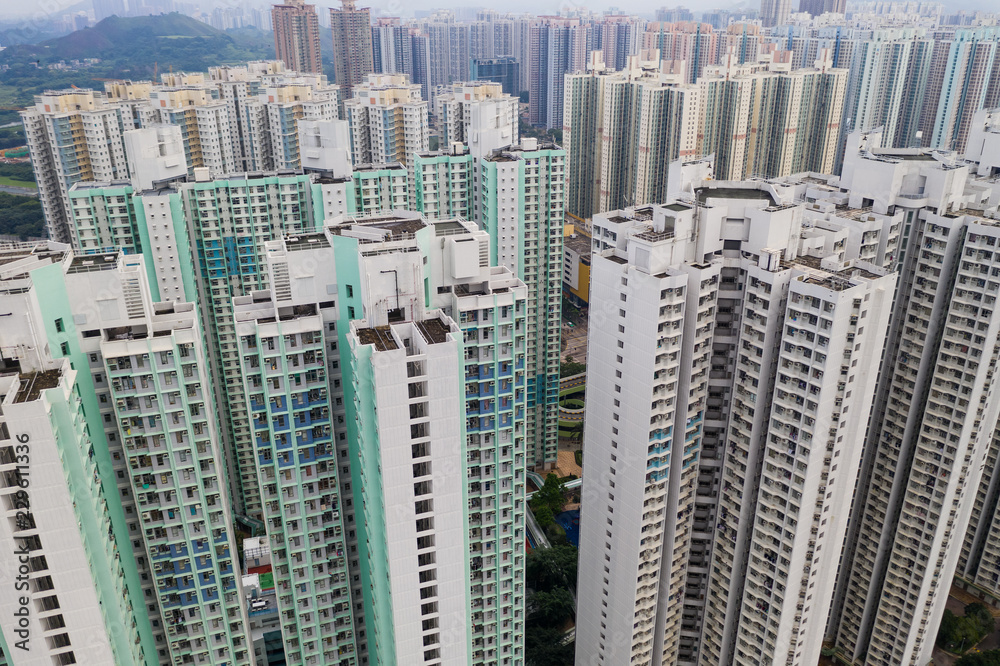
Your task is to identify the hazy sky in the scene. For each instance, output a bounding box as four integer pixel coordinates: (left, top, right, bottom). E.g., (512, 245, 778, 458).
(0, 0, 995, 22)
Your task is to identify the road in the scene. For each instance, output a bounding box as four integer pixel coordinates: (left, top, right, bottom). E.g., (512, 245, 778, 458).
(562, 318, 588, 363)
(0, 185, 37, 197)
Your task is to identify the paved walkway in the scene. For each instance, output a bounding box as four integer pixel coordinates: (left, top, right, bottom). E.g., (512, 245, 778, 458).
(552, 450, 581, 479)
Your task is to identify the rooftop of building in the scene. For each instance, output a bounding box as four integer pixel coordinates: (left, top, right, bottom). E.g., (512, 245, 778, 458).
(356, 325, 398, 351)
(0, 244, 67, 271)
(285, 233, 331, 252)
(635, 224, 676, 243)
(70, 180, 133, 192)
(605, 206, 655, 225)
(13, 370, 61, 404)
(484, 140, 560, 162)
(871, 150, 937, 161)
(67, 253, 119, 274)
(785, 254, 884, 290)
(331, 214, 427, 239)
(434, 219, 473, 236)
(564, 233, 592, 256)
(354, 162, 407, 172)
(416, 318, 450, 345)
(696, 186, 777, 206)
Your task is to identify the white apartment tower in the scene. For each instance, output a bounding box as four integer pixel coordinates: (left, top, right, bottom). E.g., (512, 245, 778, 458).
(828, 132, 1000, 666)
(434, 81, 519, 151)
(576, 176, 897, 666)
(20, 90, 132, 242)
(344, 74, 430, 167)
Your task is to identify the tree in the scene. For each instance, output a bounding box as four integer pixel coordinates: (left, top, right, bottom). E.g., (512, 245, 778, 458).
(957, 649, 1000, 666)
(528, 587, 575, 627)
(533, 504, 555, 528)
(0, 193, 45, 239)
(560, 359, 585, 377)
(526, 544, 578, 592)
(967, 603, 996, 637)
(939, 604, 997, 653)
(525, 626, 574, 666)
(531, 473, 567, 515)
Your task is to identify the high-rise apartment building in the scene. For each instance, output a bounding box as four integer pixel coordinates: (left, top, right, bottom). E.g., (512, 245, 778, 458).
(0, 358, 140, 666)
(699, 55, 847, 180)
(576, 174, 899, 666)
(564, 54, 696, 219)
(401, 134, 564, 469)
(271, 0, 323, 75)
(21, 63, 347, 241)
(102, 285, 252, 665)
(827, 131, 1000, 666)
(233, 282, 358, 665)
(761, 0, 791, 27)
(563, 54, 846, 219)
(410, 144, 475, 220)
(0, 244, 153, 666)
(799, 0, 847, 16)
(480, 139, 564, 468)
(919, 27, 1000, 153)
(435, 81, 519, 151)
(227, 213, 528, 665)
(597, 15, 647, 71)
(246, 81, 340, 170)
(471, 57, 521, 96)
(20, 90, 132, 243)
(330, 0, 374, 98)
(957, 113, 1000, 609)
(773, 27, 1000, 163)
(0, 245, 253, 665)
(529, 17, 591, 129)
(344, 74, 429, 167)
(371, 19, 433, 100)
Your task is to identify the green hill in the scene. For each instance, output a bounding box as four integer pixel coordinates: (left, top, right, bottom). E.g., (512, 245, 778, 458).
(38, 13, 222, 60)
(3, 13, 261, 65)
(0, 14, 274, 111)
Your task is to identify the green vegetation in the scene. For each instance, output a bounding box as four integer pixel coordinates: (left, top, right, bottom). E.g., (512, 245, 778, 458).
(0, 177, 36, 190)
(0, 162, 35, 183)
(560, 357, 585, 378)
(519, 119, 563, 146)
(530, 473, 567, 528)
(958, 649, 1000, 665)
(0, 163, 37, 189)
(939, 603, 996, 654)
(525, 626, 574, 666)
(574, 450, 582, 466)
(0, 193, 45, 239)
(525, 544, 578, 665)
(0, 15, 274, 110)
(527, 544, 577, 592)
(0, 124, 26, 151)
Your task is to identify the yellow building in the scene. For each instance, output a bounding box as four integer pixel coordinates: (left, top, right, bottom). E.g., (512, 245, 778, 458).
(563, 220, 591, 306)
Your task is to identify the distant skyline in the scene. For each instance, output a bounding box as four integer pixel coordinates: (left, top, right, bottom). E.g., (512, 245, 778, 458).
(0, 0, 996, 20)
